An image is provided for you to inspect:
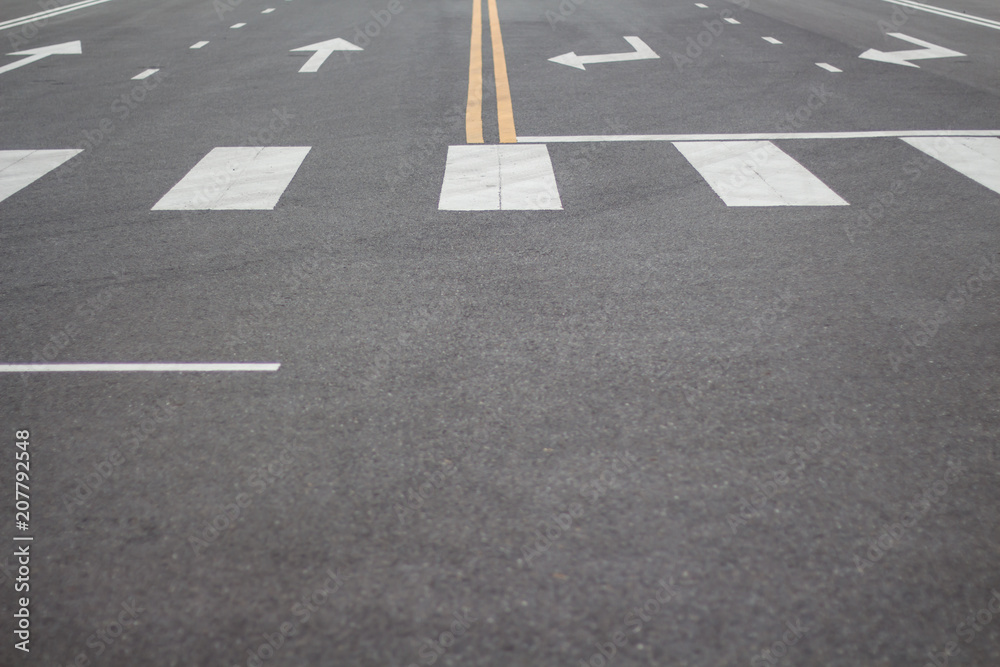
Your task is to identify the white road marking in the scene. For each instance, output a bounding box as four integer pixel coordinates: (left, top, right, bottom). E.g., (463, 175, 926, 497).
(549, 36, 658, 70)
(902, 137, 1000, 195)
(262, 8, 275, 13)
(230, 23, 246, 29)
(0, 150, 82, 204)
(190, 41, 209, 49)
(518, 130, 1000, 143)
(724, 17, 740, 24)
(859, 32, 965, 68)
(0, 0, 116, 32)
(0, 363, 281, 372)
(0, 41, 82, 76)
(290, 38, 363, 73)
(881, 0, 1000, 31)
(816, 62, 842, 72)
(673, 140, 849, 206)
(762, 36, 782, 44)
(132, 68, 159, 80)
(695, 3, 708, 7)
(152, 147, 311, 210)
(439, 145, 562, 210)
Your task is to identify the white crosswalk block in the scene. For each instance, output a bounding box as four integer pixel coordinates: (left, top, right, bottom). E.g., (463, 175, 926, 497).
(439, 145, 562, 210)
(152, 147, 311, 210)
(901, 136, 1000, 196)
(673, 140, 848, 206)
(0, 149, 81, 204)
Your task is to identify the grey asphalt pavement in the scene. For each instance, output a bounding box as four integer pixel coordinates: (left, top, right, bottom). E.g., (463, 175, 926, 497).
(1, 0, 998, 665)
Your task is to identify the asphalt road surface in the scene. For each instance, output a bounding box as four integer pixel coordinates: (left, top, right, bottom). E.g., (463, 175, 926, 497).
(1, 0, 999, 665)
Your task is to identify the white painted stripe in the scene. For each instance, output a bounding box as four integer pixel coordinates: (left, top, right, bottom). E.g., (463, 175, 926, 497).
(881, 0, 1000, 31)
(902, 136, 1000, 195)
(132, 68, 159, 80)
(816, 62, 842, 72)
(497, 145, 562, 210)
(439, 145, 562, 210)
(762, 36, 782, 44)
(724, 17, 740, 24)
(673, 140, 848, 206)
(695, 2, 708, 7)
(190, 41, 209, 49)
(0, 150, 81, 204)
(152, 147, 311, 211)
(518, 130, 1000, 143)
(0, 363, 280, 372)
(0, 0, 116, 32)
(231, 23, 246, 29)
(262, 7, 275, 13)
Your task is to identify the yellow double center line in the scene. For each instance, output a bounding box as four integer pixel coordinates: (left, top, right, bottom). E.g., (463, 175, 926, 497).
(466, 0, 517, 144)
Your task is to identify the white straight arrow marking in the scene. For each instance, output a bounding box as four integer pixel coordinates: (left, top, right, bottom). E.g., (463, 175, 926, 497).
(859, 32, 964, 68)
(0, 40, 81, 76)
(290, 38, 362, 73)
(549, 36, 659, 70)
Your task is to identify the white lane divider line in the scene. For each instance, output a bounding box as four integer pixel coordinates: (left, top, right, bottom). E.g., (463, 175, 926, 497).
(902, 137, 1000, 195)
(1, 363, 281, 372)
(695, 3, 708, 7)
(132, 68, 159, 80)
(438, 145, 562, 211)
(152, 147, 311, 211)
(0, 0, 116, 32)
(673, 140, 849, 206)
(518, 130, 1000, 143)
(816, 62, 842, 72)
(190, 41, 209, 49)
(880, 0, 1000, 31)
(724, 17, 740, 24)
(0, 150, 81, 204)
(230, 23, 246, 29)
(762, 36, 782, 45)
(262, 8, 275, 13)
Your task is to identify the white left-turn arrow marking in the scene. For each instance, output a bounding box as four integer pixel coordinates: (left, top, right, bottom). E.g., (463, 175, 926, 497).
(859, 32, 964, 68)
(290, 38, 362, 73)
(549, 36, 659, 70)
(0, 40, 81, 76)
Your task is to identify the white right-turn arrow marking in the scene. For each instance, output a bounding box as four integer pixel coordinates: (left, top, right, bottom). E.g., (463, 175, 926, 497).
(549, 36, 659, 70)
(0, 40, 81, 76)
(859, 32, 965, 68)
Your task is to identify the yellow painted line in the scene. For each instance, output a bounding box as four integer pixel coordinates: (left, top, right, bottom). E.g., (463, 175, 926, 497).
(486, 0, 517, 143)
(466, 0, 484, 144)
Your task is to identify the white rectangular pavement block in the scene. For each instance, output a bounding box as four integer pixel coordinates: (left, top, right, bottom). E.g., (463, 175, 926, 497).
(673, 140, 848, 206)
(901, 136, 1000, 195)
(0, 149, 81, 204)
(438, 145, 562, 211)
(152, 147, 311, 210)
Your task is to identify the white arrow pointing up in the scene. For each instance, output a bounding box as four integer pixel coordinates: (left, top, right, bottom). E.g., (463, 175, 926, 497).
(0, 40, 81, 76)
(290, 38, 362, 73)
(549, 36, 659, 70)
(859, 32, 965, 68)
